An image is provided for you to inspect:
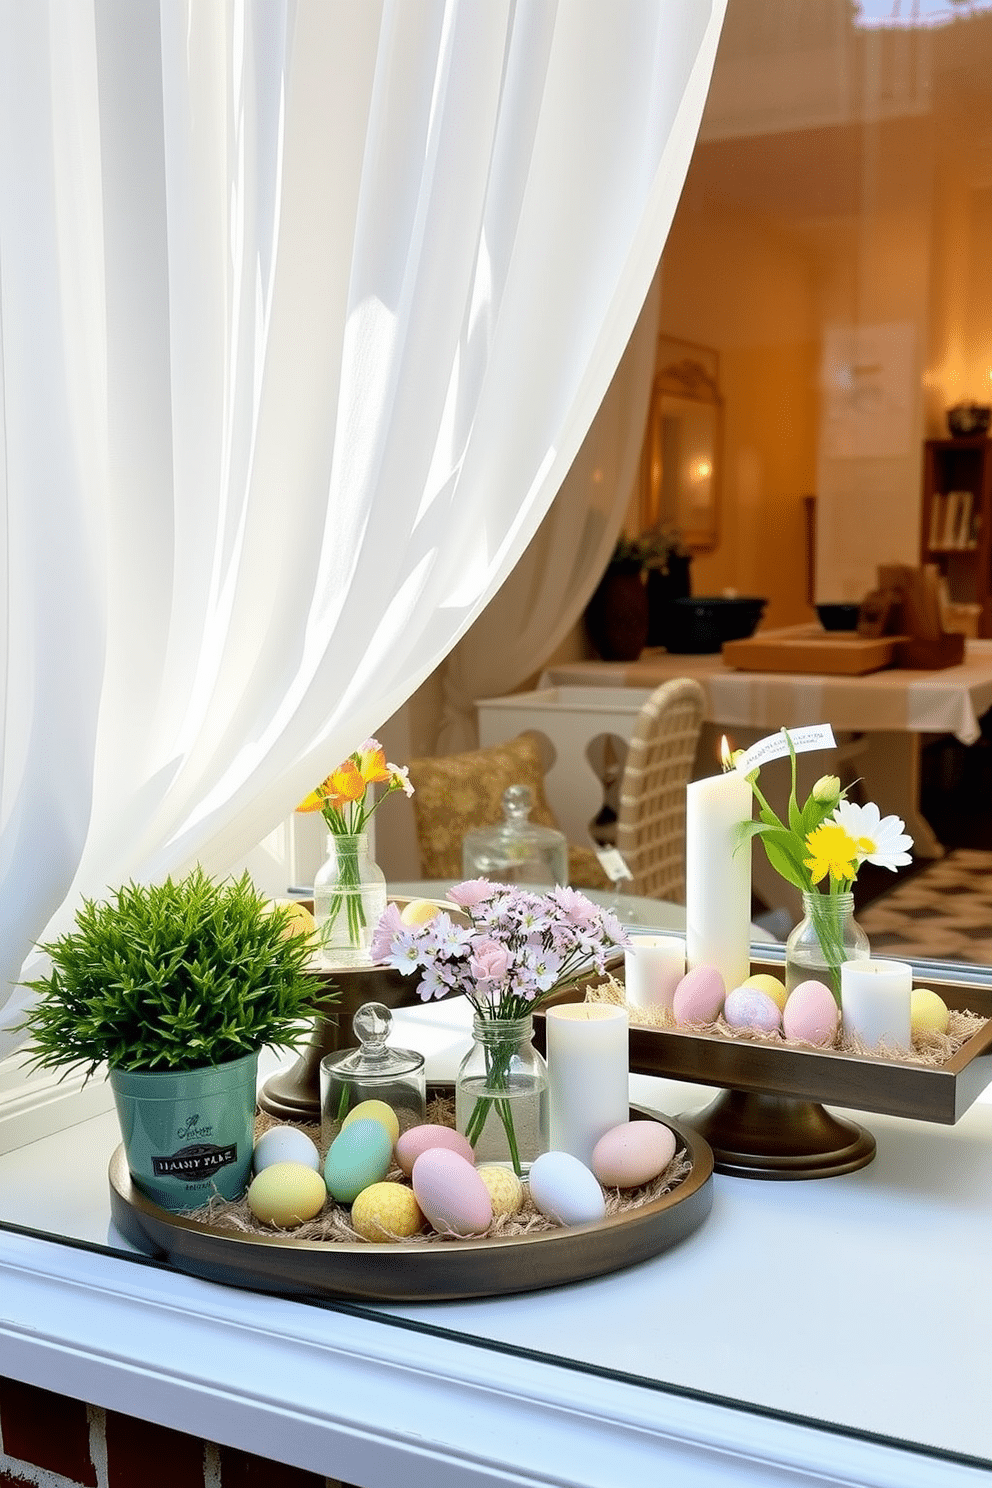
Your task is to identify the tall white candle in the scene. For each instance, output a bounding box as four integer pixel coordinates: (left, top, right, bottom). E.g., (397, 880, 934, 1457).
(624, 934, 686, 1011)
(685, 760, 752, 991)
(546, 1003, 629, 1166)
(840, 959, 913, 1051)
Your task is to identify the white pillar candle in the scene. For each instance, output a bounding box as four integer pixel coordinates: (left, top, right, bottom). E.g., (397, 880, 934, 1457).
(840, 959, 913, 1051)
(546, 1003, 629, 1166)
(685, 762, 752, 992)
(623, 934, 686, 1011)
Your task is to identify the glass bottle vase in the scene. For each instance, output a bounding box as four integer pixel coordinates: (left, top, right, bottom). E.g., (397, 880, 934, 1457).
(312, 832, 387, 969)
(785, 890, 870, 1006)
(455, 1014, 549, 1176)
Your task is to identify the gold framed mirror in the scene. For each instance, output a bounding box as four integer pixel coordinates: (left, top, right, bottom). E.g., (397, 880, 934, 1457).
(640, 338, 721, 552)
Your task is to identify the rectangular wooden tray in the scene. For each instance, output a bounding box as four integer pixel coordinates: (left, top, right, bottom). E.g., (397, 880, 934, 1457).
(536, 958, 992, 1126)
(722, 627, 900, 675)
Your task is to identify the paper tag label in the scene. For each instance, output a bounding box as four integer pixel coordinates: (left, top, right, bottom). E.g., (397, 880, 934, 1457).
(733, 724, 836, 777)
(595, 846, 633, 883)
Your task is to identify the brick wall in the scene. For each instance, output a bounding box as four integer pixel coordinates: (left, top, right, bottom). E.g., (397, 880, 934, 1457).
(0, 1378, 358, 1488)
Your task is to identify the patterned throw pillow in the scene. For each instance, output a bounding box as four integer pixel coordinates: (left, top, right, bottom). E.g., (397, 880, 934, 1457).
(406, 732, 608, 889)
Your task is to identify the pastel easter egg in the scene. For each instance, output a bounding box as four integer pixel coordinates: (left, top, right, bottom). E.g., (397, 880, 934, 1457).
(252, 1124, 321, 1174)
(412, 1148, 493, 1237)
(247, 1162, 326, 1227)
(672, 965, 726, 1027)
(911, 987, 950, 1036)
(723, 985, 782, 1034)
(783, 979, 839, 1047)
(400, 898, 442, 926)
(342, 1099, 400, 1145)
(323, 1118, 393, 1204)
(591, 1121, 677, 1190)
(528, 1151, 606, 1228)
(350, 1182, 424, 1242)
(742, 972, 788, 1012)
(476, 1164, 524, 1218)
(395, 1123, 475, 1177)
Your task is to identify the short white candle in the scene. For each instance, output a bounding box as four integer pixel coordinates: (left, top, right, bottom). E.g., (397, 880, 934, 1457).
(546, 1003, 629, 1166)
(624, 934, 686, 1011)
(685, 760, 752, 992)
(840, 959, 913, 1051)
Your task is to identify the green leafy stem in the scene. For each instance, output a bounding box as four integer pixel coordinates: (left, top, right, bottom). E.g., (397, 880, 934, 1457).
(463, 1034, 524, 1176)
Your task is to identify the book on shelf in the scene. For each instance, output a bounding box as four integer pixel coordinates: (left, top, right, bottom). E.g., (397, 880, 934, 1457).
(929, 490, 978, 551)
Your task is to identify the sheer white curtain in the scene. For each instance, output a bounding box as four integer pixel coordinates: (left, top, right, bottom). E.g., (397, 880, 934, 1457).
(0, 0, 726, 1051)
(435, 274, 662, 754)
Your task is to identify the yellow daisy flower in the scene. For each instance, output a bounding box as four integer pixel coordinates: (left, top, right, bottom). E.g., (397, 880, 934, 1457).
(803, 821, 860, 884)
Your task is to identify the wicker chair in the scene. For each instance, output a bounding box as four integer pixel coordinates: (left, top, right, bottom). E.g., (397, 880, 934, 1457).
(406, 731, 610, 890)
(614, 677, 706, 903)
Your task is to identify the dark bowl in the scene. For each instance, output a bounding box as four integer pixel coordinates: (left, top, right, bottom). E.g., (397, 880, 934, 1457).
(816, 602, 861, 632)
(664, 596, 767, 654)
(947, 403, 991, 438)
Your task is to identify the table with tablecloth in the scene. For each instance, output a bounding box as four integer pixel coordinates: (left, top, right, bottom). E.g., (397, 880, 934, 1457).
(474, 639, 992, 916)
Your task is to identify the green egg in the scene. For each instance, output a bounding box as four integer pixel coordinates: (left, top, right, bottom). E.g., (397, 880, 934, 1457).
(324, 1117, 393, 1204)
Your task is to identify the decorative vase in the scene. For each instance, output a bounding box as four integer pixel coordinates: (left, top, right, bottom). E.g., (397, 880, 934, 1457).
(584, 562, 649, 661)
(108, 1052, 258, 1212)
(646, 554, 692, 647)
(313, 831, 387, 969)
(785, 891, 870, 1006)
(455, 1014, 549, 1176)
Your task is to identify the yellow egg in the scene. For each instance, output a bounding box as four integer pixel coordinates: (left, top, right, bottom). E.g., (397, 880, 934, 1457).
(476, 1164, 524, 1218)
(247, 1162, 326, 1227)
(911, 987, 950, 1036)
(351, 1182, 424, 1241)
(400, 898, 442, 926)
(742, 973, 788, 1012)
(342, 1099, 400, 1145)
(267, 899, 317, 941)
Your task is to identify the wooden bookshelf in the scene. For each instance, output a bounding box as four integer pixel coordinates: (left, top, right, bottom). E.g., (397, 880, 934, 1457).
(920, 436, 992, 636)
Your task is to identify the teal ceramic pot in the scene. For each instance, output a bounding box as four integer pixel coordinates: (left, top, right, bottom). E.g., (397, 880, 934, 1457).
(109, 1052, 258, 1211)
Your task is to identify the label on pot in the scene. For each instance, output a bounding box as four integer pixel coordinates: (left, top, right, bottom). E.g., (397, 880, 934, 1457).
(152, 1141, 239, 1179)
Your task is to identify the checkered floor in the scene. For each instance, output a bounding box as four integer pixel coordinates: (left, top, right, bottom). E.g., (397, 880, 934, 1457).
(858, 849, 992, 965)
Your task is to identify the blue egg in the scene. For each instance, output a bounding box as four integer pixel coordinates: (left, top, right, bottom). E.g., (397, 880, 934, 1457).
(323, 1117, 393, 1204)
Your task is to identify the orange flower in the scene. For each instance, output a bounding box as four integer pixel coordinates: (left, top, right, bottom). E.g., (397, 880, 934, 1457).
(296, 778, 334, 813)
(356, 741, 390, 786)
(324, 760, 365, 808)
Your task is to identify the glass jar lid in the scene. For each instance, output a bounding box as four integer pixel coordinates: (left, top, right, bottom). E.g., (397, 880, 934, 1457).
(322, 1001, 425, 1080)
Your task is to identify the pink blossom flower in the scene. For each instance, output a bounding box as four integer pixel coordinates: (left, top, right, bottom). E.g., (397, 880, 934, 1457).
(448, 878, 498, 908)
(371, 902, 404, 962)
(470, 938, 510, 983)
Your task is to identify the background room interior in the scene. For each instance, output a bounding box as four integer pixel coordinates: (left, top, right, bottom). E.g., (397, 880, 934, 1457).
(371, 0, 992, 899)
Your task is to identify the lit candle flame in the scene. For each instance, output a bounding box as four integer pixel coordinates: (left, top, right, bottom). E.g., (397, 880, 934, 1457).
(720, 735, 733, 772)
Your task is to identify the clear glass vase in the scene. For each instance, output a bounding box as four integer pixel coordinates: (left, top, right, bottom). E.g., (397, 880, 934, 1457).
(313, 832, 387, 969)
(455, 1014, 549, 1176)
(785, 890, 870, 1006)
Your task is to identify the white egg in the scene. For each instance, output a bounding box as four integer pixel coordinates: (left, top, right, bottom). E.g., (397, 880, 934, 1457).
(253, 1124, 321, 1174)
(528, 1151, 606, 1227)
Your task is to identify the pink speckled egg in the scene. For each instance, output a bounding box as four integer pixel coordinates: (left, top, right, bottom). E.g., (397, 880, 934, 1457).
(395, 1123, 475, 1177)
(672, 965, 726, 1027)
(411, 1148, 493, 1237)
(783, 979, 839, 1047)
(591, 1121, 677, 1189)
(723, 985, 782, 1034)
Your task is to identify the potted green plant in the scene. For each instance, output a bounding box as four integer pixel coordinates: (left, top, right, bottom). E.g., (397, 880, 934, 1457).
(20, 868, 331, 1212)
(638, 526, 692, 648)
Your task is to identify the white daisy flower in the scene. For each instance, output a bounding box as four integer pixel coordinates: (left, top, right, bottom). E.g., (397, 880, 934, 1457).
(831, 799, 913, 872)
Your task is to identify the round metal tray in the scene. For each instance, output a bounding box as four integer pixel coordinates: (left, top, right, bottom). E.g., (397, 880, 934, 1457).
(108, 1111, 713, 1303)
